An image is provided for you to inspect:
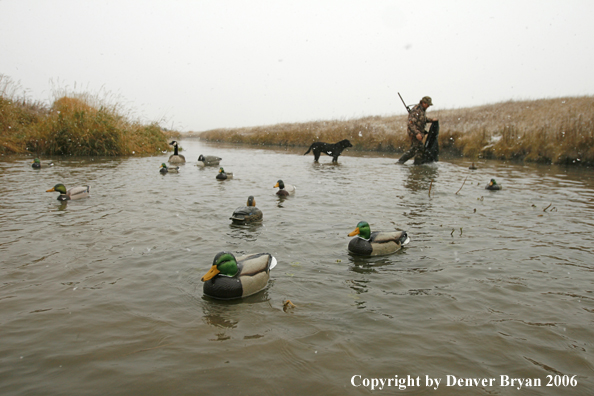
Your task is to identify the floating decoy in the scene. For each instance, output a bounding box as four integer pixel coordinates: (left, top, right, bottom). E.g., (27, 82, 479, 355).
(197, 154, 222, 167)
(160, 163, 179, 174)
(347, 221, 409, 256)
(32, 158, 53, 169)
(485, 179, 502, 190)
(216, 167, 232, 180)
(168, 141, 186, 164)
(274, 180, 296, 196)
(46, 183, 90, 201)
(230, 196, 263, 224)
(201, 251, 277, 299)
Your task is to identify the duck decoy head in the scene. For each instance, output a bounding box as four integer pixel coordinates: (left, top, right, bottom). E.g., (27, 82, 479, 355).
(46, 183, 67, 195)
(348, 221, 371, 239)
(201, 252, 239, 281)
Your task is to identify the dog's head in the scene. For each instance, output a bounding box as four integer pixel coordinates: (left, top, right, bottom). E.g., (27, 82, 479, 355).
(339, 139, 353, 148)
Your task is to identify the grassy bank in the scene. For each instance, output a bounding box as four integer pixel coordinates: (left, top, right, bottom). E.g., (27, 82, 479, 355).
(196, 96, 594, 165)
(0, 75, 178, 156)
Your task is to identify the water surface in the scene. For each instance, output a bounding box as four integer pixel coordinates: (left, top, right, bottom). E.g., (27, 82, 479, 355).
(1, 140, 593, 395)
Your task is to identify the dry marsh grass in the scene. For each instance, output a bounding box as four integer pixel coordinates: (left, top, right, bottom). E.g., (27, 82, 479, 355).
(1, 74, 177, 156)
(197, 96, 594, 165)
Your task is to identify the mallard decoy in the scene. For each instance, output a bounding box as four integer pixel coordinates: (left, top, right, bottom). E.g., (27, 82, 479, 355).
(485, 179, 502, 190)
(160, 163, 179, 174)
(216, 167, 233, 180)
(168, 141, 186, 164)
(46, 183, 90, 201)
(197, 154, 222, 167)
(230, 196, 263, 224)
(274, 180, 296, 196)
(201, 251, 277, 299)
(347, 221, 409, 256)
(32, 158, 53, 169)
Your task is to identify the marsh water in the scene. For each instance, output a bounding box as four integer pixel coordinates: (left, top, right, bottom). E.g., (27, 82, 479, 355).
(1, 139, 593, 396)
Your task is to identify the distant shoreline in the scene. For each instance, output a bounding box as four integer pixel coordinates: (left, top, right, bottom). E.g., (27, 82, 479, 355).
(192, 96, 594, 166)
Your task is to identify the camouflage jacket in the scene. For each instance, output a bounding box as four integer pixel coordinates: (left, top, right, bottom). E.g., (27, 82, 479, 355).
(407, 103, 430, 138)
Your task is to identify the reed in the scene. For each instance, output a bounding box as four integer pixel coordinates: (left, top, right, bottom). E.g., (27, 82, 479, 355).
(197, 96, 594, 165)
(0, 74, 176, 156)
(1, 76, 48, 154)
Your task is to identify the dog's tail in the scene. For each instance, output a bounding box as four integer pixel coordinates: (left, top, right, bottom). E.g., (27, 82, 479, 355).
(304, 144, 314, 155)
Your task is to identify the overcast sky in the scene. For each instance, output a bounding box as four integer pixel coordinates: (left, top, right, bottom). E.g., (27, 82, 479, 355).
(1, 0, 593, 132)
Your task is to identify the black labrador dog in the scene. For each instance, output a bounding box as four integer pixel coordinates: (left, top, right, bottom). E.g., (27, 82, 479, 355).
(303, 139, 352, 163)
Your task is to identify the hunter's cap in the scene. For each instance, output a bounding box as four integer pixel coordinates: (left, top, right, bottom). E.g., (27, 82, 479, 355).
(421, 96, 433, 106)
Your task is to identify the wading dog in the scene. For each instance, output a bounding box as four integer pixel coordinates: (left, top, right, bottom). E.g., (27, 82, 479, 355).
(303, 139, 352, 163)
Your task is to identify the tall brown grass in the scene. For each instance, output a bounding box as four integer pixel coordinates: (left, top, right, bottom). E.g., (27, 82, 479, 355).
(197, 96, 594, 165)
(1, 74, 178, 156)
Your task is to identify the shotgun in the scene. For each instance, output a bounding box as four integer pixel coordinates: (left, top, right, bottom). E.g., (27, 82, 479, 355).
(398, 92, 411, 114)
